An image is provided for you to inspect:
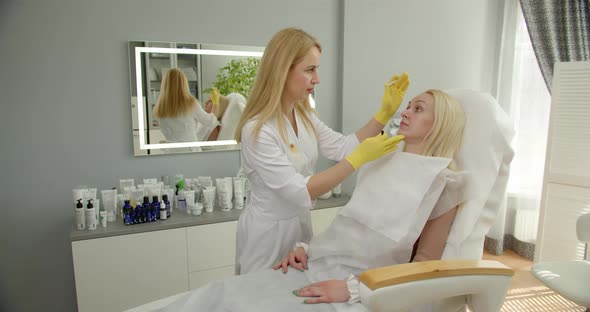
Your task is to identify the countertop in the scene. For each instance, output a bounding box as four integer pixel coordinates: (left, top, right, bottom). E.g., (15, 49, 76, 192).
(70, 194, 350, 241)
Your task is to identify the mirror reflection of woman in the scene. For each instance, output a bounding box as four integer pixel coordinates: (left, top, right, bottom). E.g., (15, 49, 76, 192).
(205, 92, 247, 141)
(153, 68, 220, 145)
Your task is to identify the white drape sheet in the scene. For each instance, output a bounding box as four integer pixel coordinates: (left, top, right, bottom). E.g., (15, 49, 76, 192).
(137, 152, 465, 312)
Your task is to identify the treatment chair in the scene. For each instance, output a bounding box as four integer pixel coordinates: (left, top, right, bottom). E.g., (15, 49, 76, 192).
(358, 89, 516, 312)
(126, 89, 515, 312)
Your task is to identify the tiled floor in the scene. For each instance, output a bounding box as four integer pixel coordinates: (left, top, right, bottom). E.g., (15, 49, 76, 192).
(483, 250, 586, 311)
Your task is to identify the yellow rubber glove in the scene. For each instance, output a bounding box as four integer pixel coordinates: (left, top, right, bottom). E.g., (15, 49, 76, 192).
(345, 134, 405, 170)
(374, 72, 410, 125)
(211, 87, 220, 106)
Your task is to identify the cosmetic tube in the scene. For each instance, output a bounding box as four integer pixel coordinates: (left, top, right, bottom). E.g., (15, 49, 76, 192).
(101, 189, 118, 222)
(99, 211, 107, 228)
(202, 187, 216, 212)
(233, 178, 245, 209)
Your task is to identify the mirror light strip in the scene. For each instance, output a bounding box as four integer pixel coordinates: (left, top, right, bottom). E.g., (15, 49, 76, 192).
(135, 46, 263, 150)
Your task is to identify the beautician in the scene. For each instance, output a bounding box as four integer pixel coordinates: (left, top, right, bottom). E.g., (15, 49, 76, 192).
(234, 27, 409, 274)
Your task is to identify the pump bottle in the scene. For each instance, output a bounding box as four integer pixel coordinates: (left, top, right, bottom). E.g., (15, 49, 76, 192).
(75, 199, 86, 230)
(85, 199, 97, 230)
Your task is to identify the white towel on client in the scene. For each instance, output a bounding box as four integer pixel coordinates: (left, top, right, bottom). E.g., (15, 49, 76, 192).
(306, 152, 462, 283)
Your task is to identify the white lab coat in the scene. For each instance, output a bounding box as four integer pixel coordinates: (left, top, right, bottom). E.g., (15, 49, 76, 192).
(237, 108, 359, 274)
(158, 102, 219, 142)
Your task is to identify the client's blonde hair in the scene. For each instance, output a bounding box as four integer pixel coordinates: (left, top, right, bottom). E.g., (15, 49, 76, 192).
(420, 90, 466, 170)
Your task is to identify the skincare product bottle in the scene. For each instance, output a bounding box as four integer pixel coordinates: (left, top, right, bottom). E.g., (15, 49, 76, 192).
(146, 197, 153, 222)
(123, 200, 132, 225)
(333, 183, 342, 198)
(133, 201, 141, 224)
(160, 200, 167, 220)
(177, 191, 187, 212)
(99, 211, 108, 228)
(85, 199, 97, 231)
(142, 196, 150, 223)
(152, 196, 160, 222)
(75, 199, 85, 230)
(162, 194, 171, 218)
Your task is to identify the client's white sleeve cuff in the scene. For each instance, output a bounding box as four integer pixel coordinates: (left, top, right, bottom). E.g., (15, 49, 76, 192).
(294, 242, 309, 252)
(346, 273, 360, 304)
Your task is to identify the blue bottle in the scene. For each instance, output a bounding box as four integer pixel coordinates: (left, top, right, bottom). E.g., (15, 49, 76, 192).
(142, 196, 150, 223)
(123, 200, 132, 225)
(152, 196, 160, 222)
(162, 194, 171, 218)
(144, 196, 152, 223)
(133, 202, 141, 224)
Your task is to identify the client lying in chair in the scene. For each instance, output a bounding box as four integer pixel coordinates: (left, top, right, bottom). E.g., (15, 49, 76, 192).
(127, 89, 515, 312)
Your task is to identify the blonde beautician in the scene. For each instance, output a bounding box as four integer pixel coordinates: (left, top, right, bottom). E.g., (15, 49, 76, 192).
(234, 28, 409, 274)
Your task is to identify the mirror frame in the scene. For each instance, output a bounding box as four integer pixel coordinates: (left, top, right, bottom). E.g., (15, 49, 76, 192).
(130, 44, 263, 154)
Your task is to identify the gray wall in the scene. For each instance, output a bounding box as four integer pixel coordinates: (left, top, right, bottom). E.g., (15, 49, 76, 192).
(0, 1, 342, 311)
(1, 0, 505, 311)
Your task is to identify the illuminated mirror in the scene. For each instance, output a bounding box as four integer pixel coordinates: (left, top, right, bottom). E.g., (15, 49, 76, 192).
(128, 41, 264, 156)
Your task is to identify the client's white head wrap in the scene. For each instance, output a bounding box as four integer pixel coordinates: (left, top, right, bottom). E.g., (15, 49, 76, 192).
(217, 93, 246, 141)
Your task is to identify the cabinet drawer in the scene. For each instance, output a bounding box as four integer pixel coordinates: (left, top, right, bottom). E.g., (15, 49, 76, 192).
(72, 228, 188, 312)
(189, 265, 235, 289)
(187, 221, 237, 272)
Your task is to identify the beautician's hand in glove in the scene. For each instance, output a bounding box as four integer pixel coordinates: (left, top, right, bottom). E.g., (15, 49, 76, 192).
(206, 88, 221, 118)
(211, 87, 220, 106)
(346, 133, 404, 170)
(374, 72, 410, 125)
(293, 280, 350, 304)
(273, 247, 308, 273)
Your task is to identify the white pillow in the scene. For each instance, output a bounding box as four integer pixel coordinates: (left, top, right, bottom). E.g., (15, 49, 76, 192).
(442, 89, 515, 259)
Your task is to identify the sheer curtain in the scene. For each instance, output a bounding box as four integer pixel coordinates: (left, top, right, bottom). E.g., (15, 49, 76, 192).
(488, 0, 551, 258)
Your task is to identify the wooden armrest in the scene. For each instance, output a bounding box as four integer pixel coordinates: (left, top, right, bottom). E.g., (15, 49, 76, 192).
(359, 259, 514, 291)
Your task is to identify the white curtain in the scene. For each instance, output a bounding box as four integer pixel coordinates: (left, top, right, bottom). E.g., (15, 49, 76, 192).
(493, 0, 551, 254)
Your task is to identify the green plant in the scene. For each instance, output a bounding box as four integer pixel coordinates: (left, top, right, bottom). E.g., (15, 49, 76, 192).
(204, 57, 260, 98)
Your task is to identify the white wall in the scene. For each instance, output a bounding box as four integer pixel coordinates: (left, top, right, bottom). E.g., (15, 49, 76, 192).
(340, 0, 504, 191)
(0, 1, 341, 311)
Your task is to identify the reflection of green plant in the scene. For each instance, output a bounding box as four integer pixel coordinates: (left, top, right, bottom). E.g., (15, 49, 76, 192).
(204, 57, 260, 98)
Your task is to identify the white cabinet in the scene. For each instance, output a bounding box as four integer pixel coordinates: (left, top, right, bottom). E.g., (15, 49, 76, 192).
(72, 228, 188, 312)
(72, 207, 342, 312)
(186, 221, 237, 288)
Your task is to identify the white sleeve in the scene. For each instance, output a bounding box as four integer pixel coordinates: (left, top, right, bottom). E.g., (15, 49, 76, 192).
(192, 102, 220, 139)
(309, 112, 359, 161)
(294, 242, 309, 252)
(241, 121, 313, 210)
(346, 274, 361, 304)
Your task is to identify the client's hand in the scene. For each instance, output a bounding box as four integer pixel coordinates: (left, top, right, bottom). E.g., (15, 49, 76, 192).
(345, 133, 404, 170)
(273, 247, 308, 273)
(293, 280, 350, 304)
(374, 72, 410, 125)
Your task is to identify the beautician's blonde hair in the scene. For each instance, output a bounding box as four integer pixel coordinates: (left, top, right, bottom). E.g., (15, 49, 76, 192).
(235, 28, 321, 143)
(153, 68, 198, 118)
(419, 90, 466, 170)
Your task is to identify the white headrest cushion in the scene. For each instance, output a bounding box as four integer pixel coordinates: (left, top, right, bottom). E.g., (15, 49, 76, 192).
(442, 89, 515, 259)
